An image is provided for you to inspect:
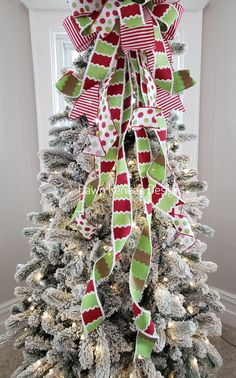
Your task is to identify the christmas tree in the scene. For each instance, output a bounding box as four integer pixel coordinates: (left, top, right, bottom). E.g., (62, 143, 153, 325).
(1, 1, 224, 377)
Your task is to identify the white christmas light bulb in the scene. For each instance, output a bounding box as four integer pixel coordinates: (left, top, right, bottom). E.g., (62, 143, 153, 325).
(35, 272, 43, 281)
(187, 305, 194, 314)
(191, 357, 198, 368)
(42, 312, 51, 320)
(175, 294, 181, 302)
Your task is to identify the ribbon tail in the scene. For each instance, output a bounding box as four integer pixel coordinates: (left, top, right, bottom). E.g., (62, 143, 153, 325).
(172, 69, 196, 94)
(130, 115, 158, 359)
(81, 251, 113, 333)
(81, 55, 133, 335)
(70, 84, 100, 124)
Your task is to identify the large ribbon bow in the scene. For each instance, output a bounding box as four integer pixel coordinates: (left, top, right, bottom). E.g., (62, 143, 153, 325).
(56, 0, 196, 359)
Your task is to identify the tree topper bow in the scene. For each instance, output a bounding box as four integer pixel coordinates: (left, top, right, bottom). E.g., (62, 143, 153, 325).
(56, 0, 196, 359)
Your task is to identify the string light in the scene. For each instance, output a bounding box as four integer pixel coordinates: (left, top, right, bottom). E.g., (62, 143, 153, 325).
(28, 297, 32, 302)
(189, 281, 195, 288)
(72, 322, 76, 328)
(175, 294, 182, 302)
(112, 283, 119, 292)
(80, 334, 85, 341)
(42, 312, 51, 320)
(137, 355, 143, 360)
(168, 250, 174, 256)
(183, 257, 188, 262)
(78, 250, 83, 256)
(30, 305, 35, 311)
(35, 272, 43, 281)
(132, 221, 140, 232)
(163, 277, 169, 282)
(48, 369, 54, 376)
(95, 345, 102, 354)
(190, 357, 198, 369)
(187, 305, 194, 314)
(103, 245, 111, 252)
(128, 160, 135, 167)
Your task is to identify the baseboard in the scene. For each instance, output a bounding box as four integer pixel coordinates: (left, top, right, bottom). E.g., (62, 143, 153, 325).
(216, 288, 236, 328)
(0, 298, 18, 326)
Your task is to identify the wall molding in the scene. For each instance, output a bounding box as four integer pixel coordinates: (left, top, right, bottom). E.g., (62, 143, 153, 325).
(217, 288, 236, 328)
(182, 0, 210, 11)
(0, 298, 18, 326)
(21, 0, 68, 10)
(21, 0, 210, 11)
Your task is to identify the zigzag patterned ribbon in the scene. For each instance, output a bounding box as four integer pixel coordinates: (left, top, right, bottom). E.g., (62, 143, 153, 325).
(81, 53, 133, 333)
(57, 0, 196, 359)
(131, 105, 195, 357)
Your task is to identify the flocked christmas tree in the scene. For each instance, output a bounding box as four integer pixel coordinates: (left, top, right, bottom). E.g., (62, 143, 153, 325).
(1, 1, 224, 377)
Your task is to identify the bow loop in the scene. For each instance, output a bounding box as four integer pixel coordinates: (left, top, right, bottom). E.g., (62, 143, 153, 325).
(152, 3, 179, 33)
(67, 0, 103, 17)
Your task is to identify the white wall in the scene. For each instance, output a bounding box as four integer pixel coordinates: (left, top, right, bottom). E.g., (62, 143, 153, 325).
(0, 0, 40, 304)
(200, 0, 236, 299)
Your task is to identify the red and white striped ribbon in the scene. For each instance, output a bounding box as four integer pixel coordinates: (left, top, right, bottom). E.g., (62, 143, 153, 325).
(63, 16, 97, 52)
(70, 84, 100, 125)
(156, 86, 185, 118)
(164, 3, 183, 40)
(120, 8, 155, 53)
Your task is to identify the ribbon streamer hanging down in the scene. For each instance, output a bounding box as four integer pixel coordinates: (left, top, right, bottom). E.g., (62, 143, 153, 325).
(57, 0, 196, 359)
